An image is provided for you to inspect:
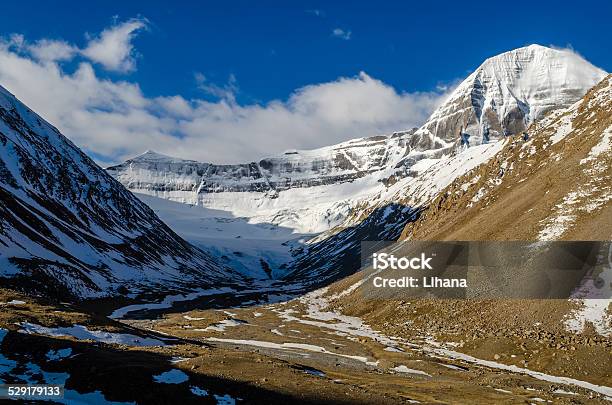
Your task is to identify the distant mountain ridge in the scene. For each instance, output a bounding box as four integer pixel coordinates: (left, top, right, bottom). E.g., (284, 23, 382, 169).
(110, 46, 606, 198)
(107, 129, 419, 196)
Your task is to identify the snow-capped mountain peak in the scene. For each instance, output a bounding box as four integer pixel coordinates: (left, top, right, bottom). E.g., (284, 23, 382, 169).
(417, 44, 607, 145)
(133, 150, 193, 163)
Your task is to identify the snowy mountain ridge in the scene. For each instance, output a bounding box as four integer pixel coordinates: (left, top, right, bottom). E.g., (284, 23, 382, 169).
(108, 129, 420, 196)
(108, 45, 606, 233)
(0, 85, 243, 299)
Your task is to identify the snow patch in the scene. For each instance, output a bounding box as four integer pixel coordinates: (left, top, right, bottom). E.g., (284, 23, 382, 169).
(190, 386, 209, 396)
(391, 365, 431, 377)
(20, 323, 167, 347)
(153, 369, 189, 384)
(110, 287, 235, 319)
(46, 348, 72, 361)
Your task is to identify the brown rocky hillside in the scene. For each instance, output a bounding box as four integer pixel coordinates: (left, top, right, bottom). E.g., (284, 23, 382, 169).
(400, 74, 612, 241)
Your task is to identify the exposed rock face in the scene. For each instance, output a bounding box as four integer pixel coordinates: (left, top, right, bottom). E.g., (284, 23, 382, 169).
(417, 44, 607, 146)
(0, 86, 242, 299)
(107, 130, 419, 195)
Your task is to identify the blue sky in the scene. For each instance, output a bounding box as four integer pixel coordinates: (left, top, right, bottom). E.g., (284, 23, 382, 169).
(0, 1, 609, 164)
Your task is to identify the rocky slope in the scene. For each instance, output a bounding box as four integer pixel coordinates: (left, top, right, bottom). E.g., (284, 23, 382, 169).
(0, 85, 243, 300)
(401, 74, 612, 243)
(294, 76, 612, 395)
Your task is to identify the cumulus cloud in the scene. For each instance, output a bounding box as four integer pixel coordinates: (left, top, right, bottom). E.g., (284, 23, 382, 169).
(28, 39, 78, 63)
(81, 18, 147, 72)
(0, 21, 452, 165)
(2, 34, 78, 64)
(332, 28, 351, 40)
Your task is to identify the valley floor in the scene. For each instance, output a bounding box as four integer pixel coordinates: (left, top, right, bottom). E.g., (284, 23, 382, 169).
(0, 287, 610, 404)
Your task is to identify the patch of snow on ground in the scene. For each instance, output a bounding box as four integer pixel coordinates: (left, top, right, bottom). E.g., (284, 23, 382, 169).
(564, 299, 612, 336)
(553, 389, 578, 395)
(206, 337, 378, 366)
(429, 345, 612, 397)
(438, 363, 465, 371)
(548, 107, 577, 145)
(153, 369, 189, 384)
(46, 348, 72, 361)
(20, 323, 167, 347)
(564, 244, 612, 336)
(214, 394, 237, 405)
(110, 287, 235, 319)
(2, 300, 26, 305)
(391, 365, 431, 377)
(183, 315, 206, 321)
(201, 319, 247, 332)
(190, 386, 208, 396)
(304, 368, 326, 377)
(580, 127, 612, 164)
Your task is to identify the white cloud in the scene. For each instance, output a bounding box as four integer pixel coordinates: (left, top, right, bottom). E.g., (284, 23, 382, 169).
(332, 28, 351, 40)
(0, 21, 452, 165)
(27, 39, 78, 63)
(81, 18, 147, 72)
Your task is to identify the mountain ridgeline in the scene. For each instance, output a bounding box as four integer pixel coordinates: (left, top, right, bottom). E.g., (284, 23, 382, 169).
(109, 45, 606, 203)
(0, 85, 243, 300)
(107, 130, 417, 195)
